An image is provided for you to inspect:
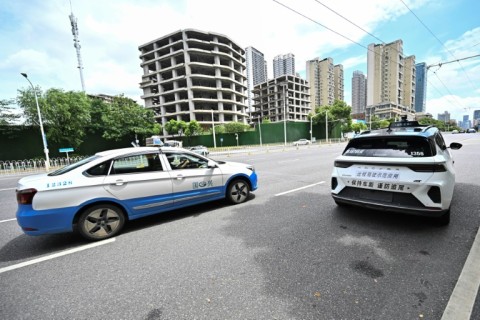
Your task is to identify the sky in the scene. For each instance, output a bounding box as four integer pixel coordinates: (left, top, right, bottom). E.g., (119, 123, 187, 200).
(1, 0, 479, 122)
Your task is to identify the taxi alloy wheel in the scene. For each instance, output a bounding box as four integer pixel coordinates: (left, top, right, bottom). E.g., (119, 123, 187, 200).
(78, 204, 125, 241)
(227, 179, 250, 204)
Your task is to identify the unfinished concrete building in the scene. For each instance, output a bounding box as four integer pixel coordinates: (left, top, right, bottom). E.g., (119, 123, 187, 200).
(251, 75, 311, 123)
(139, 29, 248, 133)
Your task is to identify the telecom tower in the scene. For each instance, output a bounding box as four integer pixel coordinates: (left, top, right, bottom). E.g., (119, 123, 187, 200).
(69, 4, 86, 92)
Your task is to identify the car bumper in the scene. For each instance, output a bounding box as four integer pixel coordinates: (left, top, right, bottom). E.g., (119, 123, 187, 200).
(331, 193, 448, 217)
(250, 171, 258, 191)
(16, 204, 77, 236)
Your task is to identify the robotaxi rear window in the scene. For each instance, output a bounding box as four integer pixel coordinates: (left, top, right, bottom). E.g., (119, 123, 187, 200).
(343, 137, 433, 158)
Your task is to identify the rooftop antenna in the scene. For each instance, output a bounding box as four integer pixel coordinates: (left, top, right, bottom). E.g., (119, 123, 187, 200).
(69, 0, 86, 92)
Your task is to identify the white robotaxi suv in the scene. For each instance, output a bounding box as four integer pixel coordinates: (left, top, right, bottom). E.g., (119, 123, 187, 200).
(16, 147, 257, 241)
(331, 118, 462, 225)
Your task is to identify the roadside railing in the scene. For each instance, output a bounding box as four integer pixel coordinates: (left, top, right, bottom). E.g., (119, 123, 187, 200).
(1, 139, 348, 176)
(208, 138, 347, 159)
(0, 156, 88, 176)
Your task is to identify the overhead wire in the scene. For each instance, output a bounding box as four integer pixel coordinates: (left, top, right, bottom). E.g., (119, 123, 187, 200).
(273, 0, 474, 119)
(399, 0, 477, 92)
(272, 0, 370, 52)
(272, 0, 405, 67)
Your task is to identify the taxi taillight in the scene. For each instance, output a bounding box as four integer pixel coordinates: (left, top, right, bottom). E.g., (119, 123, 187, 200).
(16, 188, 37, 205)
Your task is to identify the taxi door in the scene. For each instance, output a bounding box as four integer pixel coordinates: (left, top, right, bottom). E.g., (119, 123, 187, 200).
(103, 152, 174, 218)
(164, 151, 224, 207)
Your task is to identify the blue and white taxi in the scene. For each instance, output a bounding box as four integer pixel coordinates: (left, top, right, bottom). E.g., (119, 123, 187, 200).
(331, 118, 462, 225)
(16, 147, 258, 240)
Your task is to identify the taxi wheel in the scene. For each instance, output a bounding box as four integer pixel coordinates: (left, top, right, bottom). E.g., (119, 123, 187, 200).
(227, 179, 250, 204)
(78, 204, 125, 241)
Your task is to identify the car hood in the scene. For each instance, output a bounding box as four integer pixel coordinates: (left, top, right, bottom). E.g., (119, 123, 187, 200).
(218, 160, 251, 168)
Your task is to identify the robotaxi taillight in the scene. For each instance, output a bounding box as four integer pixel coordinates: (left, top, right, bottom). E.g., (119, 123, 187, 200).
(16, 188, 37, 205)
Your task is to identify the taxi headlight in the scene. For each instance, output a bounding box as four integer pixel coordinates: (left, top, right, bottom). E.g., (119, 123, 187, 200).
(247, 165, 255, 172)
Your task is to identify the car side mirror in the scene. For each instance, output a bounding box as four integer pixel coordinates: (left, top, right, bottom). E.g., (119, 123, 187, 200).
(207, 160, 218, 168)
(449, 142, 462, 150)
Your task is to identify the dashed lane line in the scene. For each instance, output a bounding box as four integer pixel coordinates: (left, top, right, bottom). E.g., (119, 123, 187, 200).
(275, 181, 325, 196)
(0, 218, 17, 223)
(0, 188, 16, 192)
(0, 238, 116, 274)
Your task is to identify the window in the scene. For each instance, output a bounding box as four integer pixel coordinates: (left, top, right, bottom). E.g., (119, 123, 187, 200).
(343, 137, 433, 158)
(85, 161, 111, 176)
(49, 155, 100, 176)
(166, 152, 208, 170)
(110, 153, 163, 175)
(435, 133, 446, 151)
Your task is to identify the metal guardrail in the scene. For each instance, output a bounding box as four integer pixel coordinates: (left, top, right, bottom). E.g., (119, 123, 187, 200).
(209, 138, 347, 158)
(0, 139, 348, 176)
(0, 156, 88, 176)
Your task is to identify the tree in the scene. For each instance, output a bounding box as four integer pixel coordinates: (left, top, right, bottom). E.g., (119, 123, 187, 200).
(0, 99, 21, 125)
(311, 100, 352, 137)
(224, 122, 250, 133)
(184, 120, 203, 137)
(351, 122, 368, 133)
(369, 115, 389, 130)
(165, 119, 187, 136)
(17, 87, 91, 147)
(100, 95, 157, 141)
(89, 97, 108, 133)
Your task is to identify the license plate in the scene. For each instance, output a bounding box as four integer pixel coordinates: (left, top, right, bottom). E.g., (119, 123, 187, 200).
(359, 189, 393, 202)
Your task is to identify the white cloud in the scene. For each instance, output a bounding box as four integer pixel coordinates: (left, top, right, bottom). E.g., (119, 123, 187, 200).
(341, 55, 366, 70)
(425, 26, 480, 120)
(1, 0, 476, 115)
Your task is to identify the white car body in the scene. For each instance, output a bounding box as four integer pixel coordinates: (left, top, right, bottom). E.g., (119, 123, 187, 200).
(293, 139, 311, 146)
(331, 120, 462, 224)
(16, 147, 257, 240)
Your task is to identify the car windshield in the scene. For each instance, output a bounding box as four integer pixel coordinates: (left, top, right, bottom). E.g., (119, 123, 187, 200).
(343, 137, 433, 158)
(48, 155, 100, 176)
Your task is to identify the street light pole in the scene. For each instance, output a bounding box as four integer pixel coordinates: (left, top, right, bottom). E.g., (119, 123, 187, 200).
(283, 84, 287, 146)
(325, 111, 329, 144)
(211, 109, 217, 148)
(310, 112, 319, 143)
(21, 73, 50, 172)
(258, 116, 263, 147)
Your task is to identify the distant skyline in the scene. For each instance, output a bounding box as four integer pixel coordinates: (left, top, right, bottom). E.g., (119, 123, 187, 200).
(1, 0, 479, 121)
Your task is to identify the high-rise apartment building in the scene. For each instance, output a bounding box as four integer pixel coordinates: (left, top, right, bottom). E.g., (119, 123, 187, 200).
(334, 64, 344, 102)
(366, 39, 416, 121)
(473, 110, 480, 127)
(306, 57, 344, 108)
(251, 74, 310, 123)
(351, 70, 367, 115)
(415, 62, 427, 113)
(473, 110, 480, 120)
(463, 115, 471, 129)
(273, 53, 295, 78)
(245, 46, 267, 117)
(138, 29, 248, 133)
(437, 111, 450, 123)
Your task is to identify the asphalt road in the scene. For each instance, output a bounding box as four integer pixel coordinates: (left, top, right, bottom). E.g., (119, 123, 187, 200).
(0, 134, 479, 320)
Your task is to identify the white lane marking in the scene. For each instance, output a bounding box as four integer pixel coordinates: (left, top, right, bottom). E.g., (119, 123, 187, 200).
(277, 159, 300, 164)
(0, 218, 17, 224)
(275, 181, 325, 196)
(0, 188, 16, 192)
(441, 226, 480, 320)
(0, 238, 116, 274)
